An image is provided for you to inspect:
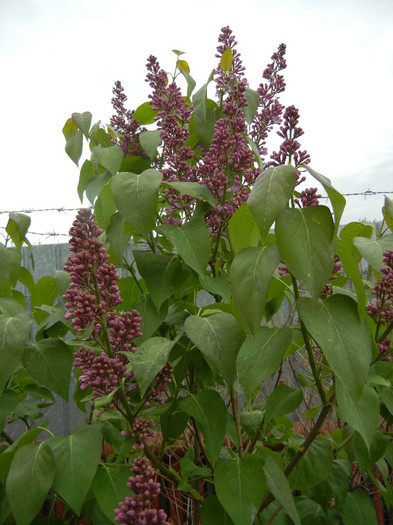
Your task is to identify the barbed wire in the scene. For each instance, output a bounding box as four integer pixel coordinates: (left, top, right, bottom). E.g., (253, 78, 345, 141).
(1, 189, 392, 217)
(0, 207, 80, 215)
(0, 190, 392, 240)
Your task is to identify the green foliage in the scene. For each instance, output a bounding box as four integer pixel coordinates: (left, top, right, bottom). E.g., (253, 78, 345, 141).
(2, 29, 390, 525)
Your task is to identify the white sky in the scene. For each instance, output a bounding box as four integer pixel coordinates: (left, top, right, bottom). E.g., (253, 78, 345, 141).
(1, 0, 393, 244)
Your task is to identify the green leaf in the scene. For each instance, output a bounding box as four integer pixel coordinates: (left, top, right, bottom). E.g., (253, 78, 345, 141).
(378, 384, 393, 416)
(353, 234, 393, 273)
(242, 88, 259, 125)
(184, 312, 244, 386)
(164, 181, 215, 208)
(193, 75, 213, 121)
(160, 218, 210, 275)
(6, 212, 30, 249)
(240, 410, 264, 439)
(85, 171, 111, 205)
(264, 384, 303, 425)
(353, 430, 389, 472)
(237, 327, 292, 400)
(132, 101, 157, 125)
(383, 196, 393, 232)
(276, 206, 335, 298)
(47, 424, 102, 515)
(93, 128, 113, 147)
(94, 181, 117, 229)
(133, 295, 167, 342)
(129, 336, 177, 396)
(77, 160, 95, 202)
(248, 165, 297, 241)
(315, 459, 351, 509)
(340, 489, 378, 525)
(0, 427, 45, 484)
(264, 455, 300, 525)
(133, 251, 184, 310)
(62, 117, 78, 140)
(31, 275, 59, 324)
(220, 46, 234, 71)
(230, 245, 280, 334)
(91, 145, 123, 176)
(0, 389, 19, 431)
(336, 239, 367, 317)
(107, 212, 128, 263)
(91, 465, 131, 522)
(199, 274, 231, 303)
(215, 454, 265, 525)
(180, 388, 227, 464)
(180, 69, 196, 98)
(340, 222, 374, 264)
(139, 130, 161, 159)
(6, 442, 55, 525)
(336, 381, 379, 448)
(0, 311, 32, 394)
(65, 129, 83, 165)
(194, 108, 216, 148)
(55, 270, 71, 296)
(179, 448, 211, 481)
(22, 338, 73, 400)
(112, 169, 163, 238)
(72, 111, 92, 139)
(304, 166, 346, 235)
(384, 195, 393, 219)
(177, 59, 190, 73)
(201, 495, 234, 525)
(288, 437, 334, 490)
(0, 244, 11, 290)
(295, 500, 328, 524)
(297, 295, 371, 399)
(228, 202, 260, 254)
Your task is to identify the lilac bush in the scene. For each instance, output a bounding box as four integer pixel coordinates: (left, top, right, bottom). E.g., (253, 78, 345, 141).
(2, 24, 393, 525)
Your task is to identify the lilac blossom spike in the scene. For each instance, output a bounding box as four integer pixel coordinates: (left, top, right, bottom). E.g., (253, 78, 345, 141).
(215, 26, 247, 102)
(115, 456, 170, 525)
(110, 81, 146, 157)
(145, 55, 196, 225)
(266, 105, 311, 168)
(251, 44, 287, 159)
(195, 81, 260, 235)
(63, 209, 142, 402)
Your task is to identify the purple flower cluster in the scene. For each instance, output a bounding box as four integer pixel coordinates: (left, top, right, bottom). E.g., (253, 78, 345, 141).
(145, 55, 196, 225)
(145, 363, 174, 406)
(121, 417, 155, 450)
(114, 456, 169, 525)
(111, 81, 146, 157)
(266, 105, 311, 168)
(320, 255, 343, 298)
(196, 81, 260, 234)
(251, 44, 286, 159)
(295, 187, 322, 208)
(63, 209, 142, 399)
(214, 26, 247, 102)
(368, 250, 393, 360)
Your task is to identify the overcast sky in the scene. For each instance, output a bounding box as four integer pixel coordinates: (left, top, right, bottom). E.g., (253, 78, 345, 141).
(1, 0, 393, 244)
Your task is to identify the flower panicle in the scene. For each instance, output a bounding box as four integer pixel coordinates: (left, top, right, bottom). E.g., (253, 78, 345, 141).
(266, 105, 311, 168)
(251, 43, 287, 158)
(214, 26, 247, 101)
(145, 55, 196, 226)
(110, 80, 146, 157)
(368, 250, 393, 360)
(63, 209, 143, 401)
(114, 457, 170, 525)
